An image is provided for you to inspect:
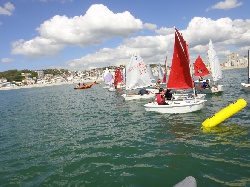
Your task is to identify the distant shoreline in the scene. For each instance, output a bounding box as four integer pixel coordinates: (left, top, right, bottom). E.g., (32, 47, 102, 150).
(0, 66, 246, 91)
(0, 79, 103, 91)
(221, 65, 247, 70)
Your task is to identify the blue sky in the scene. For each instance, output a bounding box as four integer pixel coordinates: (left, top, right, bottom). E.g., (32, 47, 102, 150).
(0, 0, 249, 72)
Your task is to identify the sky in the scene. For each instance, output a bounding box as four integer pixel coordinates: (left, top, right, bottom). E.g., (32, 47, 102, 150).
(0, 0, 249, 72)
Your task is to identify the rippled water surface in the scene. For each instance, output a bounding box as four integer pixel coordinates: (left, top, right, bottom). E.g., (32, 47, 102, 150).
(0, 68, 249, 187)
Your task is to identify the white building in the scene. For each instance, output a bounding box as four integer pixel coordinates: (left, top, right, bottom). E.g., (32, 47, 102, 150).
(225, 53, 247, 67)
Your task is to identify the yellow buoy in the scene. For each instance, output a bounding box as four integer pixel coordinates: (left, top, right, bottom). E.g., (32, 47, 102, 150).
(202, 98, 247, 128)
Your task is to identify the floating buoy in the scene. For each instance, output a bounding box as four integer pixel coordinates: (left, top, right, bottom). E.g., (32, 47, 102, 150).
(202, 98, 247, 128)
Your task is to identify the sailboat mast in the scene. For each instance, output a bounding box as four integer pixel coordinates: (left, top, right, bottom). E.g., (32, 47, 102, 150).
(248, 50, 250, 84)
(175, 29, 196, 95)
(190, 62, 197, 96)
(165, 52, 168, 72)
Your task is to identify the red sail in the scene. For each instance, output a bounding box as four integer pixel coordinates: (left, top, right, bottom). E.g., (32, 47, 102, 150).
(194, 55, 210, 76)
(114, 67, 123, 86)
(162, 73, 166, 83)
(167, 28, 194, 89)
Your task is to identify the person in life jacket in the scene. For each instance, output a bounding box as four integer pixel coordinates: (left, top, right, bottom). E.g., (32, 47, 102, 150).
(156, 88, 168, 105)
(202, 79, 210, 88)
(155, 82, 160, 89)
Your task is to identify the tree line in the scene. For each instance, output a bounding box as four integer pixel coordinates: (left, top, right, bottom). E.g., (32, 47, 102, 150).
(0, 69, 69, 82)
(0, 64, 159, 83)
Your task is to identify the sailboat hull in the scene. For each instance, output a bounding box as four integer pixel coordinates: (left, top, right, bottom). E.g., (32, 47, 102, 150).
(144, 99, 206, 114)
(146, 88, 206, 99)
(173, 93, 206, 100)
(194, 80, 223, 94)
(206, 39, 223, 94)
(122, 93, 156, 100)
(199, 85, 223, 94)
(241, 83, 250, 91)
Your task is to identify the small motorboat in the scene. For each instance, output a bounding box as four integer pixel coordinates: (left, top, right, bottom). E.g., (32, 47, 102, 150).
(74, 84, 93, 90)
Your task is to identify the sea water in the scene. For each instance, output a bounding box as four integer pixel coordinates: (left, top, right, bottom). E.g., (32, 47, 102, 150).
(0, 68, 249, 187)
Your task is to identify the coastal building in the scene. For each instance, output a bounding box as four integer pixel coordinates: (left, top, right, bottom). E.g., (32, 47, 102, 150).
(225, 53, 247, 67)
(36, 70, 44, 79)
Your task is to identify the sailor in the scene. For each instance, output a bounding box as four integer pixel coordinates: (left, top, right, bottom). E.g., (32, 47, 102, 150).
(156, 88, 168, 105)
(202, 79, 210, 88)
(138, 88, 149, 95)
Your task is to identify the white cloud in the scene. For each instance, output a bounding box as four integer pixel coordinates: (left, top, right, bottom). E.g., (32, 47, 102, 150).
(66, 46, 134, 69)
(1, 58, 14, 63)
(178, 17, 250, 62)
(67, 35, 171, 70)
(66, 17, 250, 70)
(11, 4, 143, 57)
(155, 27, 174, 35)
(11, 37, 64, 57)
(184, 17, 248, 47)
(143, 23, 157, 30)
(9, 3, 250, 70)
(206, 0, 243, 11)
(0, 2, 15, 16)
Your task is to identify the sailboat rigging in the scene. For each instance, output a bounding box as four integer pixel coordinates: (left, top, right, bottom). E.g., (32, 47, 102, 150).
(108, 67, 124, 91)
(121, 52, 155, 100)
(241, 50, 250, 91)
(144, 28, 206, 114)
(199, 40, 223, 94)
(194, 55, 210, 78)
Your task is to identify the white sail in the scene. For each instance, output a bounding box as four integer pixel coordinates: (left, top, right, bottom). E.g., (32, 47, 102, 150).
(103, 68, 112, 84)
(241, 50, 250, 91)
(125, 52, 151, 90)
(158, 65, 164, 80)
(147, 65, 155, 81)
(208, 39, 222, 82)
(103, 68, 109, 78)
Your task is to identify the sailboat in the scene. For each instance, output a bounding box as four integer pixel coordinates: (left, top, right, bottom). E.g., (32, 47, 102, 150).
(144, 28, 207, 114)
(108, 67, 124, 91)
(157, 64, 164, 83)
(103, 68, 113, 89)
(194, 55, 210, 78)
(193, 55, 210, 90)
(147, 65, 155, 83)
(121, 52, 156, 100)
(241, 50, 250, 91)
(200, 40, 223, 94)
(147, 54, 168, 94)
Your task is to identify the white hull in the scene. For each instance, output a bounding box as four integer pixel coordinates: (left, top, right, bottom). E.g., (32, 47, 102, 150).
(103, 85, 111, 89)
(146, 88, 206, 100)
(199, 85, 223, 94)
(108, 87, 116, 92)
(241, 83, 250, 91)
(122, 93, 156, 101)
(108, 84, 125, 91)
(146, 88, 159, 94)
(144, 99, 206, 114)
(194, 81, 223, 94)
(173, 93, 206, 100)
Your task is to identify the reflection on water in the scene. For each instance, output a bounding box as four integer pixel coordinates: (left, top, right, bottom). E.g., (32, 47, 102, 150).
(202, 124, 247, 135)
(0, 69, 250, 186)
